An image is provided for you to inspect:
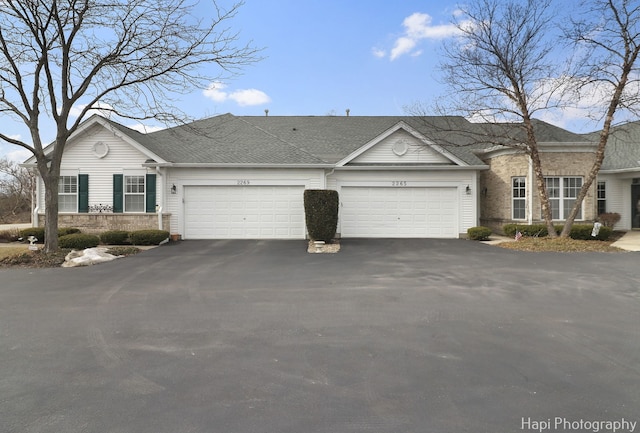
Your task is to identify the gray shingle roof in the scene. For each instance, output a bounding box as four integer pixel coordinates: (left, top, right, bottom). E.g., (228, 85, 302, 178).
(136, 114, 491, 166)
(101, 113, 604, 167)
(589, 121, 640, 171)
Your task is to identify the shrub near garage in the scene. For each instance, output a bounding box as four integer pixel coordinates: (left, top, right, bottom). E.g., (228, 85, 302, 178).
(467, 226, 492, 240)
(100, 230, 130, 245)
(129, 229, 170, 245)
(304, 189, 339, 242)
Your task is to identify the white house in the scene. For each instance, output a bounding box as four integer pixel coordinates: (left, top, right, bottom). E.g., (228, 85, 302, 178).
(22, 113, 640, 239)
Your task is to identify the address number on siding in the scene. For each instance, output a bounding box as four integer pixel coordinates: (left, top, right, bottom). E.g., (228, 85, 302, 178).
(391, 181, 407, 187)
(237, 180, 250, 185)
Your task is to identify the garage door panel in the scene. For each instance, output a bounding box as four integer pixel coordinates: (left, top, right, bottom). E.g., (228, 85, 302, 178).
(341, 186, 457, 238)
(184, 185, 304, 239)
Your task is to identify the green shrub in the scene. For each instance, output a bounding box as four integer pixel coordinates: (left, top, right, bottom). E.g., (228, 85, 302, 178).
(58, 227, 81, 236)
(567, 224, 612, 241)
(467, 226, 492, 241)
(129, 229, 170, 245)
(58, 233, 100, 249)
(503, 223, 550, 237)
(304, 189, 339, 241)
(19, 227, 45, 243)
(100, 230, 131, 245)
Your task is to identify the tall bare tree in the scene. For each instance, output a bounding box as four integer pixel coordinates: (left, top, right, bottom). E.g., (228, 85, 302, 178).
(0, 0, 260, 252)
(559, 0, 640, 236)
(434, 0, 640, 238)
(436, 0, 561, 237)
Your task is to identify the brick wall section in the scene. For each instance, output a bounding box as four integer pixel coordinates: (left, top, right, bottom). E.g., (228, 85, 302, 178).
(37, 213, 172, 235)
(480, 151, 597, 234)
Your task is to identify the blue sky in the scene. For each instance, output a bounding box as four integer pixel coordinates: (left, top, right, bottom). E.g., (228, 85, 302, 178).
(0, 1, 598, 162)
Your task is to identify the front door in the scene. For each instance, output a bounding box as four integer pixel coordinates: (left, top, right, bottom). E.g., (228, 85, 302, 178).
(632, 184, 640, 228)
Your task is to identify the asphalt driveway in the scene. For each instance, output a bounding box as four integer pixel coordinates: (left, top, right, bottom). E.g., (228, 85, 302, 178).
(1, 239, 639, 433)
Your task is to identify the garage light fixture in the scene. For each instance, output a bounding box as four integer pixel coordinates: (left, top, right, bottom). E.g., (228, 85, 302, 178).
(171, 184, 177, 194)
(466, 185, 471, 194)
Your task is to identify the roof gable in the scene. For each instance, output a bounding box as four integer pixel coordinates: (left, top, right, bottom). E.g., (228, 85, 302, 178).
(337, 121, 467, 167)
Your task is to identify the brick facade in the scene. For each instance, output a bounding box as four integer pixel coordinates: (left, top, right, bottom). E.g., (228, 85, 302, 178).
(37, 213, 172, 234)
(479, 151, 597, 234)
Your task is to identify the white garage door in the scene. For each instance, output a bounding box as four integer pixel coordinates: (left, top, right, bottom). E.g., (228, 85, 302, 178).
(340, 187, 458, 238)
(184, 185, 305, 239)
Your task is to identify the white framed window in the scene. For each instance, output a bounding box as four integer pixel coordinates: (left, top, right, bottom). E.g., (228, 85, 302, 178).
(512, 177, 526, 220)
(58, 176, 77, 212)
(597, 181, 606, 215)
(124, 175, 145, 212)
(544, 177, 583, 220)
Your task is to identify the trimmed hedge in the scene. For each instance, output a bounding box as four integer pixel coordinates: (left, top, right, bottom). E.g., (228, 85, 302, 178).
(100, 230, 131, 245)
(503, 223, 550, 237)
(304, 189, 339, 241)
(19, 227, 45, 242)
(129, 229, 170, 245)
(467, 226, 492, 241)
(503, 223, 612, 241)
(58, 233, 100, 249)
(18, 227, 81, 243)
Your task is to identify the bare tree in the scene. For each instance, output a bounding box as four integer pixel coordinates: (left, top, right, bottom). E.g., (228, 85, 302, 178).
(431, 0, 640, 238)
(0, 0, 260, 252)
(0, 157, 34, 223)
(559, 0, 640, 236)
(435, 0, 562, 237)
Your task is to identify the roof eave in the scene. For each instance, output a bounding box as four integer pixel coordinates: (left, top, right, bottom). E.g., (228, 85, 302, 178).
(334, 164, 489, 171)
(142, 162, 334, 169)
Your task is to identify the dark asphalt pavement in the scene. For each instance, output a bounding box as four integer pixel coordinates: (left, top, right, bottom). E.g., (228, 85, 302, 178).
(1, 239, 639, 433)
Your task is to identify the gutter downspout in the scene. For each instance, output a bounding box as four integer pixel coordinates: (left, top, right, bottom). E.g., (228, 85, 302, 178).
(33, 171, 41, 228)
(528, 155, 534, 225)
(156, 167, 164, 230)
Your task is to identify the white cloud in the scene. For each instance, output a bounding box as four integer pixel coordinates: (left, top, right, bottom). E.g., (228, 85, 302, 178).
(386, 12, 461, 61)
(126, 123, 166, 134)
(203, 82, 271, 106)
(69, 102, 115, 119)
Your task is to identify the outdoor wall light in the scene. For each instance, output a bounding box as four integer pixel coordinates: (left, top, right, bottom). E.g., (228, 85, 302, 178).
(171, 184, 177, 194)
(466, 185, 471, 194)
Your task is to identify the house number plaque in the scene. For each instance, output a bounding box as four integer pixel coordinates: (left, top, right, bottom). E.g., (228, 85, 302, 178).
(237, 180, 250, 185)
(391, 181, 407, 187)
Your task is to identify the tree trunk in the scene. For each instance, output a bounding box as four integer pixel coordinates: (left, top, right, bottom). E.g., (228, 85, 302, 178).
(530, 146, 557, 238)
(41, 165, 60, 253)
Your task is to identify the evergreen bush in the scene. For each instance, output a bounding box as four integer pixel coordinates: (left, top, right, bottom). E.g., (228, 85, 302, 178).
(467, 226, 492, 241)
(58, 227, 81, 236)
(58, 233, 100, 249)
(129, 229, 170, 245)
(100, 230, 131, 245)
(19, 227, 45, 243)
(303, 189, 339, 241)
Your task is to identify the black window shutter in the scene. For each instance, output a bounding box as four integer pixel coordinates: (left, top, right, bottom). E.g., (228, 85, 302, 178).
(145, 173, 156, 213)
(113, 174, 123, 213)
(78, 174, 89, 213)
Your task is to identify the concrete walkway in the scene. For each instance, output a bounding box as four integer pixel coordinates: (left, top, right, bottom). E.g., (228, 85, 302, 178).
(610, 230, 640, 251)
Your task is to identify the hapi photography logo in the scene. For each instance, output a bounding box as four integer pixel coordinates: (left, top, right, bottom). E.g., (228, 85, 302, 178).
(521, 417, 637, 432)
